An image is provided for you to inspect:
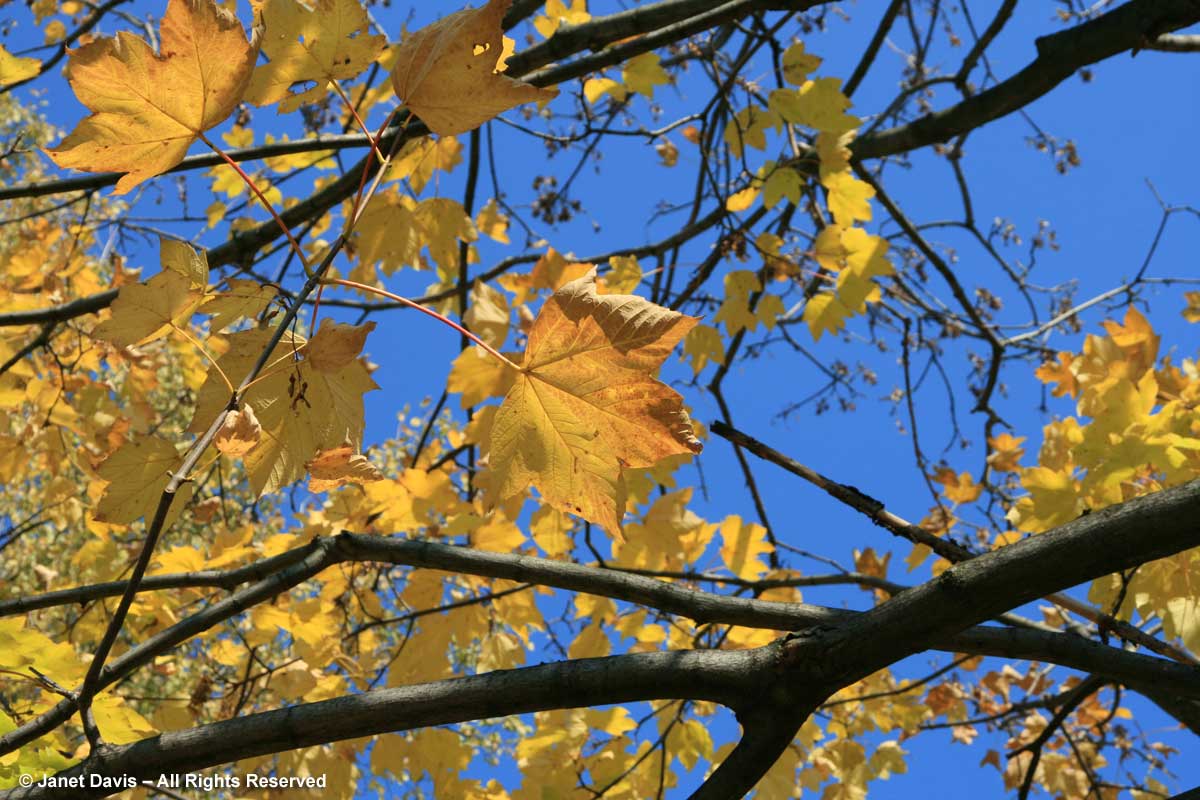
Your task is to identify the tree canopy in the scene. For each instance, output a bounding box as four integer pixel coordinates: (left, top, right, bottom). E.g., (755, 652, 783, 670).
(1, 0, 1200, 798)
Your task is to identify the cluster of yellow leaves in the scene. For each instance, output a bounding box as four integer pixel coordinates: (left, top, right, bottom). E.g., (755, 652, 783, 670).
(1009, 307, 1200, 650)
(45, 0, 555, 193)
(0, 619, 159, 789)
(718, 42, 893, 341)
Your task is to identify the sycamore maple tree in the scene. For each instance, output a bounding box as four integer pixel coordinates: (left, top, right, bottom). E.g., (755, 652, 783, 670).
(2, 0, 1200, 797)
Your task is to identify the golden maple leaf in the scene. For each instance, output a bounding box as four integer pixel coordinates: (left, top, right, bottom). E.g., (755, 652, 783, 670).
(189, 327, 378, 495)
(489, 271, 702, 536)
(92, 435, 194, 526)
(93, 238, 209, 347)
(245, 0, 386, 112)
(44, 0, 258, 195)
(390, 0, 558, 136)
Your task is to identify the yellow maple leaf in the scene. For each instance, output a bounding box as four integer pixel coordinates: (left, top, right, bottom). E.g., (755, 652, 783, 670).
(583, 76, 628, 104)
(1035, 351, 1079, 397)
(1008, 465, 1080, 533)
(198, 278, 277, 332)
(718, 515, 772, 581)
(390, 0, 559, 135)
(386, 135, 463, 194)
(1183, 291, 1200, 323)
(245, 0, 385, 112)
(769, 77, 858, 133)
(803, 290, 853, 341)
(189, 328, 378, 495)
(986, 433, 1026, 473)
(600, 255, 642, 295)
(724, 105, 779, 155)
(762, 162, 802, 208)
(0, 44, 40, 86)
(93, 238, 209, 347)
(623, 52, 668, 99)
(713, 270, 762, 334)
(683, 323, 725, 375)
(307, 319, 377, 373)
(933, 467, 982, 505)
(305, 444, 384, 493)
(475, 197, 510, 243)
(92, 435, 195, 526)
(781, 41, 821, 85)
(534, 0, 589, 38)
(464, 281, 510, 350)
(725, 186, 759, 212)
(44, 0, 258, 194)
(447, 347, 517, 408)
(489, 270, 702, 536)
(823, 170, 875, 225)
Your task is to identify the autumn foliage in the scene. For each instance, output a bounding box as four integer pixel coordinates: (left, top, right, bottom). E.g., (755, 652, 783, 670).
(2, 0, 1200, 798)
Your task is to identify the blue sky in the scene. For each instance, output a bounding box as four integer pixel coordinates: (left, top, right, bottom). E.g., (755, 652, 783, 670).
(5, 0, 1200, 796)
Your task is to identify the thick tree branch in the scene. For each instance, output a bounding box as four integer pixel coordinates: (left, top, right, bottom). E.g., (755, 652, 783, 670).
(816, 479, 1200, 680)
(690, 706, 813, 800)
(1145, 32, 1200, 52)
(851, 0, 1200, 160)
(0, 649, 776, 800)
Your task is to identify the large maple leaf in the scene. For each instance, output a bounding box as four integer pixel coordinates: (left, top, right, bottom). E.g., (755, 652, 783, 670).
(44, 0, 258, 195)
(490, 271, 702, 536)
(390, 0, 558, 136)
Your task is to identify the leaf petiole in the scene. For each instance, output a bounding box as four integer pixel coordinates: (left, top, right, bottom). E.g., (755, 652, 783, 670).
(198, 132, 314, 278)
(324, 278, 521, 371)
(169, 322, 234, 394)
(331, 79, 387, 166)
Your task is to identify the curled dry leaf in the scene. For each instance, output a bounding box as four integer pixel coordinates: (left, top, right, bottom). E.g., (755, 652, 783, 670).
(306, 444, 384, 493)
(390, 0, 558, 135)
(489, 270, 702, 537)
(44, 0, 258, 195)
(214, 406, 263, 457)
(306, 319, 376, 373)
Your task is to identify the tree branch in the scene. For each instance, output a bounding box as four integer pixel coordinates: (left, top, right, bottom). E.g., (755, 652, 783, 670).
(0, 649, 776, 800)
(816, 479, 1200, 680)
(851, 0, 1200, 160)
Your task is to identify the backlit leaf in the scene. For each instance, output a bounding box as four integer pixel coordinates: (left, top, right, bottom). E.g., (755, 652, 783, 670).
(93, 435, 194, 526)
(245, 0, 386, 113)
(390, 0, 559, 135)
(490, 270, 702, 536)
(44, 0, 258, 194)
(306, 444, 384, 492)
(93, 238, 209, 347)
